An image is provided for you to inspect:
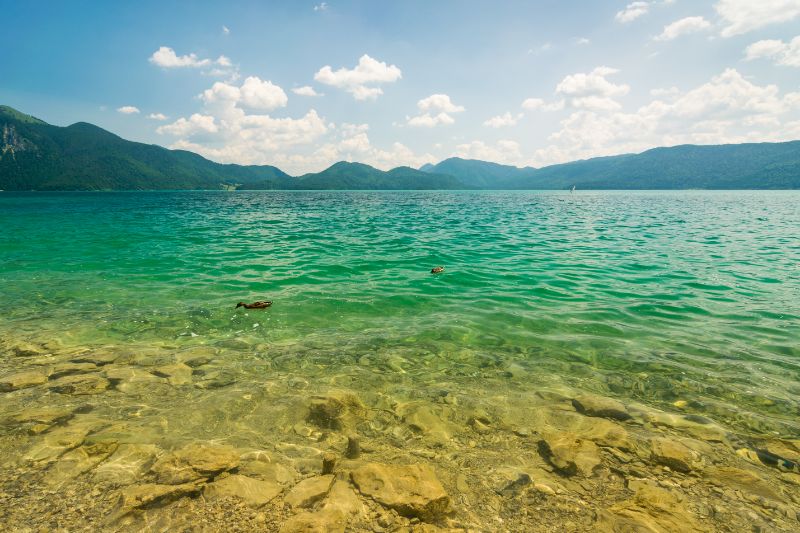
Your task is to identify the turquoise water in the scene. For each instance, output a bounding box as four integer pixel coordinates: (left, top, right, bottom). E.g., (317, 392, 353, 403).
(1, 190, 799, 437)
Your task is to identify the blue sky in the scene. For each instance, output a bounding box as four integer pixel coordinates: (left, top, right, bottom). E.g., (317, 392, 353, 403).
(1, 0, 799, 173)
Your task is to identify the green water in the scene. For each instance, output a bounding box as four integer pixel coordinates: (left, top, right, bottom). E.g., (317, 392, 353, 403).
(1, 190, 799, 437)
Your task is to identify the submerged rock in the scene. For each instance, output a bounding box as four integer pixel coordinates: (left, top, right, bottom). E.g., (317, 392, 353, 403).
(113, 481, 203, 517)
(538, 433, 602, 477)
(491, 467, 532, 496)
(572, 394, 631, 421)
(93, 443, 160, 485)
(150, 363, 193, 386)
(307, 392, 366, 430)
(285, 474, 335, 509)
(350, 463, 450, 521)
(279, 509, 346, 533)
(23, 425, 92, 464)
(0, 370, 49, 392)
(49, 374, 110, 395)
(650, 437, 700, 473)
(203, 474, 282, 507)
(150, 443, 240, 484)
(44, 440, 118, 487)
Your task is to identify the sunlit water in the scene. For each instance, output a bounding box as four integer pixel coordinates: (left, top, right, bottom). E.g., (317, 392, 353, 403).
(1, 190, 799, 438)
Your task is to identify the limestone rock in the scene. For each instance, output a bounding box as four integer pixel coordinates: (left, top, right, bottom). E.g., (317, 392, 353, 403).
(0, 370, 49, 392)
(322, 479, 366, 517)
(151, 443, 240, 484)
(49, 374, 110, 395)
(350, 463, 450, 521)
(491, 467, 532, 496)
(307, 392, 366, 430)
(572, 394, 631, 421)
(279, 509, 346, 533)
(705, 466, 784, 502)
(93, 443, 159, 485)
(601, 479, 701, 532)
(44, 441, 118, 487)
(203, 474, 282, 507)
(10, 406, 78, 426)
(150, 363, 193, 386)
(399, 403, 456, 444)
(113, 481, 203, 516)
(24, 425, 91, 464)
(650, 437, 699, 473)
(538, 433, 602, 477)
(50, 362, 97, 379)
(285, 475, 335, 509)
(9, 341, 46, 357)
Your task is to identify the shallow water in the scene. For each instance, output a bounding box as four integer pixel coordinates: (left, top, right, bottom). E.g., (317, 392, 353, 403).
(1, 190, 799, 531)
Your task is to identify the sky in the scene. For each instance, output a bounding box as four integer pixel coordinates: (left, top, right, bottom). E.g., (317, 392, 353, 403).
(1, 0, 799, 174)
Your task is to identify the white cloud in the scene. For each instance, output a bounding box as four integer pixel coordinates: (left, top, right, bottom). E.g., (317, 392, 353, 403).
(157, 114, 217, 136)
(484, 112, 522, 128)
(655, 16, 711, 41)
(532, 68, 800, 167)
(453, 140, 525, 166)
(616, 1, 649, 23)
(117, 106, 140, 114)
(715, 0, 800, 37)
(314, 54, 402, 100)
(149, 46, 229, 69)
(521, 98, 565, 112)
(147, 113, 168, 120)
(292, 86, 322, 96)
(745, 36, 800, 67)
(555, 67, 630, 112)
(201, 76, 288, 111)
(314, 2, 328, 11)
(575, 37, 591, 45)
(407, 94, 465, 127)
(222, 25, 230, 35)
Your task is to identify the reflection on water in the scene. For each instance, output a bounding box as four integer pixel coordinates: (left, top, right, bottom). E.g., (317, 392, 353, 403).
(0, 191, 799, 531)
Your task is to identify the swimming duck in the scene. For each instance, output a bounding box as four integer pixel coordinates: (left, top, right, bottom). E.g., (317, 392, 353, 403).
(431, 266, 445, 274)
(235, 301, 273, 309)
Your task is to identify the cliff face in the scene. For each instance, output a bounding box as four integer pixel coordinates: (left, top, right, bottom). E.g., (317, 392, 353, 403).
(1, 123, 35, 160)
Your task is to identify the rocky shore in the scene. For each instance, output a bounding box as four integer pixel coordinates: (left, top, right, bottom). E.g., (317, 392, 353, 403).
(1, 336, 799, 532)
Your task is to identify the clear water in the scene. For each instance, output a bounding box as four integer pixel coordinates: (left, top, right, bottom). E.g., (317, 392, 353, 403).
(1, 190, 799, 438)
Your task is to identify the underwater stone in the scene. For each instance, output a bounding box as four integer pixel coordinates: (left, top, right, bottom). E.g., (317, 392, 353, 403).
(350, 463, 450, 521)
(279, 509, 346, 533)
(650, 437, 699, 473)
(572, 394, 631, 421)
(151, 443, 240, 484)
(307, 392, 366, 430)
(48, 374, 110, 395)
(285, 474, 335, 508)
(113, 481, 203, 517)
(93, 443, 160, 485)
(203, 474, 282, 507)
(0, 370, 49, 391)
(538, 433, 602, 477)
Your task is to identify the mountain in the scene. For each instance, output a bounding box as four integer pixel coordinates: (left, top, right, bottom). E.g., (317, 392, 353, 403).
(421, 157, 536, 188)
(421, 143, 800, 189)
(0, 106, 290, 190)
(2, 105, 800, 190)
(292, 162, 466, 190)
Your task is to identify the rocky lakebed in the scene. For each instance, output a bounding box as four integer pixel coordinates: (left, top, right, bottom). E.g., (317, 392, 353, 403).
(1, 335, 799, 532)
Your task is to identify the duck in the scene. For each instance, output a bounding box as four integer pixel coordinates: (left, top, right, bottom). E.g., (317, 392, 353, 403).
(431, 266, 445, 274)
(235, 301, 273, 309)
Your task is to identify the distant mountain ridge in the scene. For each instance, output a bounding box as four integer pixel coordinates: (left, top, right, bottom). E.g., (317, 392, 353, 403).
(2, 105, 799, 190)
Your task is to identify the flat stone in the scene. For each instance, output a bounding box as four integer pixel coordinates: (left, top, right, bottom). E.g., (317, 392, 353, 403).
(399, 403, 456, 444)
(203, 474, 282, 508)
(538, 433, 602, 477)
(307, 392, 366, 430)
(49, 374, 110, 395)
(322, 479, 366, 517)
(0, 370, 49, 392)
(650, 437, 699, 473)
(151, 443, 240, 484)
(10, 406, 77, 426)
(70, 353, 119, 366)
(572, 394, 631, 421)
(9, 341, 46, 357)
(285, 475, 335, 509)
(50, 362, 97, 379)
(279, 509, 346, 533)
(113, 481, 203, 516)
(491, 467, 532, 496)
(24, 425, 91, 464)
(44, 441, 118, 487)
(705, 466, 785, 502)
(150, 363, 193, 386)
(350, 463, 450, 521)
(93, 443, 160, 485)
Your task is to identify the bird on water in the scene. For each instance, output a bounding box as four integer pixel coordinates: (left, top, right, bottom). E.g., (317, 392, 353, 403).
(235, 301, 273, 309)
(431, 266, 445, 274)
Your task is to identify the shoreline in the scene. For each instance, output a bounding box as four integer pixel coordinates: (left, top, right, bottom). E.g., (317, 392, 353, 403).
(1, 334, 798, 532)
